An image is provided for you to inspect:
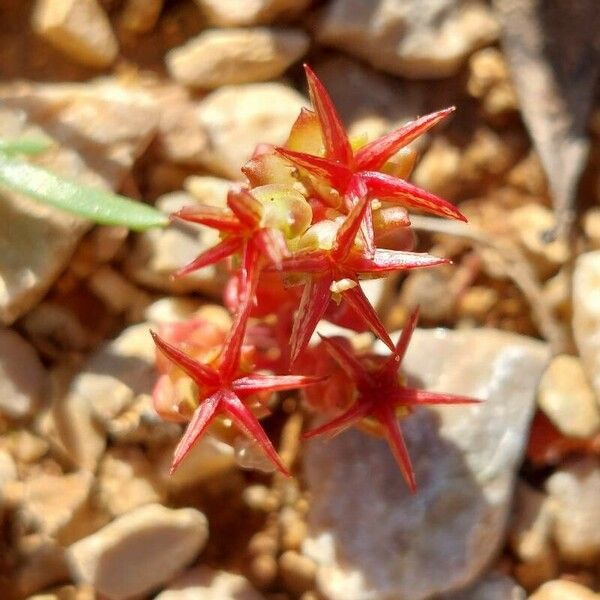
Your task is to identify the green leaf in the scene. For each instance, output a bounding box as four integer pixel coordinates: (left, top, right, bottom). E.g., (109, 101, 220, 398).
(0, 154, 168, 231)
(0, 136, 54, 156)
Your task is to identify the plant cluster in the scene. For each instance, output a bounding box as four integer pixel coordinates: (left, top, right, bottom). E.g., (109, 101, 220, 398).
(151, 66, 476, 491)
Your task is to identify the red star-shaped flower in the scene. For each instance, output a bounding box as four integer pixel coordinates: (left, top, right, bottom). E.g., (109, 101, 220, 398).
(304, 309, 478, 491)
(272, 188, 448, 364)
(273, 65, 466, 249)
(151, 297, 323, 476)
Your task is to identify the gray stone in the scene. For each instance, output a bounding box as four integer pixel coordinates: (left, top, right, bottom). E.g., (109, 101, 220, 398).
(315, 0, 498, 79)
(303, 328, 549, 600)
(67, 504, 209, 600)
(155, 566, 265, 600)
(197, 83, 307, 179)
(0, 328, 47, 419)
(441, 572, 526, 600)
(167, 28, 309, 89)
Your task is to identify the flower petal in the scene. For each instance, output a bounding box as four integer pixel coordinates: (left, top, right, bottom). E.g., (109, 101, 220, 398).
(253, 227, 289, 269)
(275, 146, 351, 190)
(150, 331, 220, 387)
(233, 374, 326, 394)
(304, 64, 353, 166)
(355, 107, 455, 171)
(227, 187, 263, 228)
(382, 306, 419, 376)
(303, 399, 371, 439)
(290, 276, 332, 365)
(220, 389, 290, 476)
(319, 335, 371, 387)
(170, 392, 221, 473)
(172, 204, 242, 233)
(173, 235, 241, 279)
(395, 388, 479, 405)
(361, 171, 466, 221)
(347, 248, 449, 274)
(342, 284, 395, 352)
(332, 189, 369, 261)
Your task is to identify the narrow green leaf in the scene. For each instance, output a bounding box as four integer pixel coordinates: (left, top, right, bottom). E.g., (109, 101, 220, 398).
(0, 155, 168, 231)
(0, 136, 54, 156)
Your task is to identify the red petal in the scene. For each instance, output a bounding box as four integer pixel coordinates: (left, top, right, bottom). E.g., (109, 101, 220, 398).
(172, 205, 242, 233)
(304, 64, 353, 166)
(355, 107, 455, 171)
(378, 404, 417, 492)
(276, 251, 329, 274)
(150, 331, 220, 386)
(382, 307, 419, 375)
(361, 171, 466, 221)
(303, 400, 371, 439)
(254, 228, 289, 269)
(347, 248, 449, 274)
(275, 147, 351, 190)
(342, 284, 395, 352)
(332, 190, 369, 261)
(233, 374, 326, 395)
(220, 389, 290, 476)
(227, 188, 263, 228)
(319, 335, 371, 387)
(173, 235, 241, 278)
(290, 276, 332, 365)
(395, 388, 479, 406)
(170, 392, 220, 473)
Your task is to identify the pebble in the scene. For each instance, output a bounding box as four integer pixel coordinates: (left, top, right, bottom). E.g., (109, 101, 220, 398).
(0, 328, 47, 419)
(119, 0, 163, 34)
(87, 266, 149, 317)
(467, 47, 519, 118)
(546, 457, 600, 564)
(32, 0, 118, 68)
(125, 192, 228, 296)
(96, 446, 166, 517)
(155, 566, 266, 600)
(197, 83, 307, 179)
(412, 137, 461, 198)
(537, 355, 600, 438)
(193, 0, 311, 26)
(529, 580, 600, 600)
(506, 151, 548, 197)
(16, 471, 95, 543)
(278, 551, 316, 596)
(315, 0, 498, 78)
(583, 208, 600, 249)
(167, 28, 309, 89)
(303, 328, 549, 600)
(573, 251, 600, 405)
(67, 503, 208, 600)
(509, 204, 569, 276)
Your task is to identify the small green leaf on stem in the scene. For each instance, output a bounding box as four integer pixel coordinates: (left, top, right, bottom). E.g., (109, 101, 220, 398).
(0, 154, 168, 231)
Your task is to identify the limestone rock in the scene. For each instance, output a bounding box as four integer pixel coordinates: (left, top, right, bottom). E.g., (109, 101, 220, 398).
(124, 192, 228, 295)
(17, 471, 95, 543)
(573, 251, 600, 406)
(97, 446, 166, 517)
(529, 580, 600, 600)
(315, 0, 498, 79)
(67, 504, 209, 600)
(546, 457, 600, 564)
(193, 0, 312, 26)
(0, 328, 47, 419)
(303, 328, 549, 600)
(32, 0, 118, 68)
(167, 28, 309, 89)
(197, 83, 307, 179)
(537, 354, 600, 438)
(155, 566, 265, 600)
